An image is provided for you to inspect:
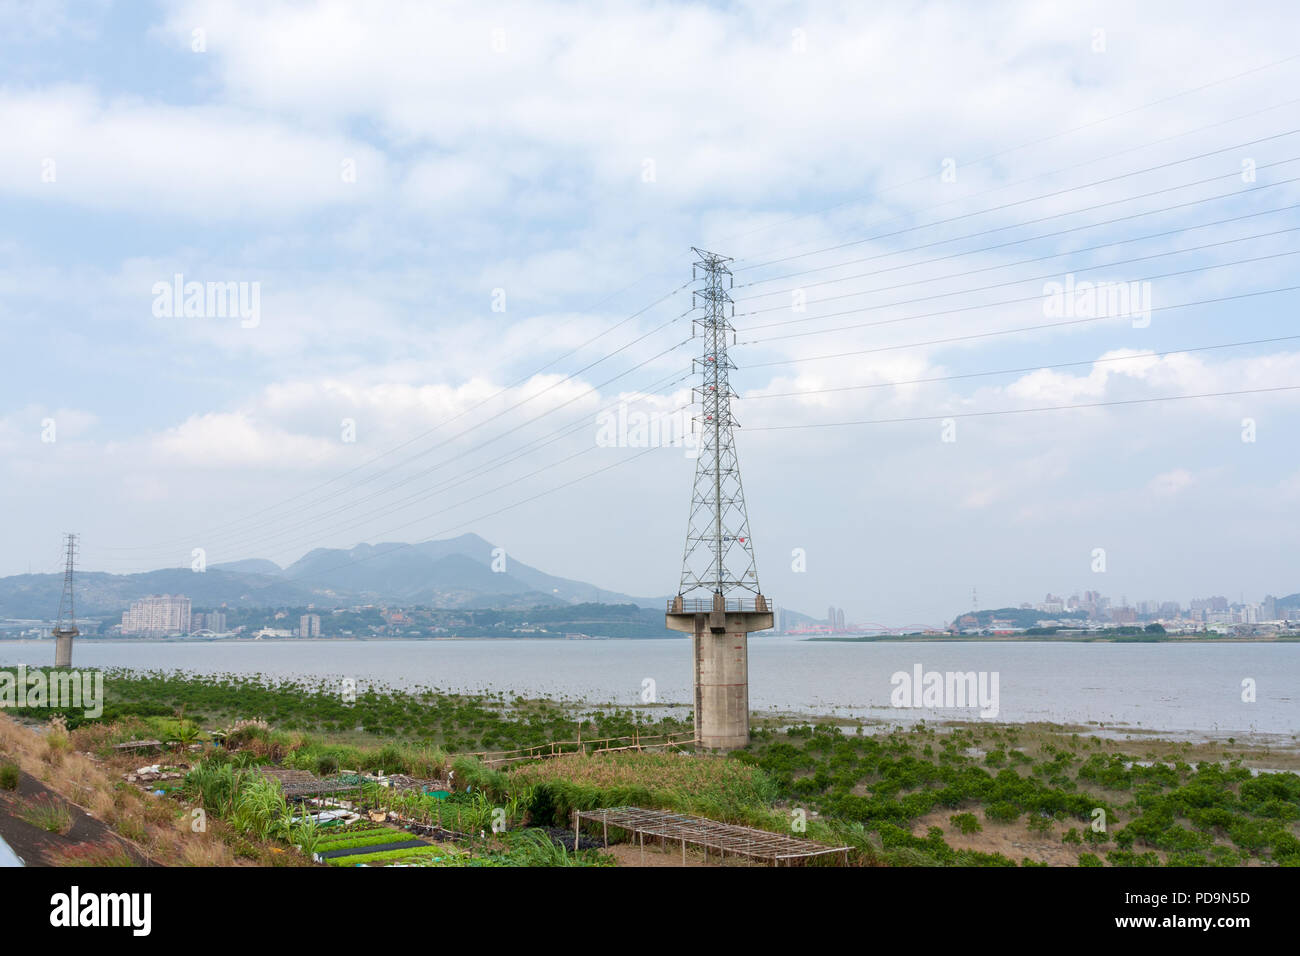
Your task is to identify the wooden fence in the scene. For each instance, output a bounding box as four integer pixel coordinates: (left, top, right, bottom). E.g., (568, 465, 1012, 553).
(465, 729, 698, 767)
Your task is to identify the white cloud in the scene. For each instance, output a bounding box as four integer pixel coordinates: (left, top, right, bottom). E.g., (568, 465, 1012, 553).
(0, 85, 390, 218)
(151, 412, 339, 467)
(1148, 468, 1194, 496)
(4, 0, 1300, 621)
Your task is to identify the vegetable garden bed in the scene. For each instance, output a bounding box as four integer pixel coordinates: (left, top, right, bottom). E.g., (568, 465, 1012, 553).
(317, 838, 430, 860)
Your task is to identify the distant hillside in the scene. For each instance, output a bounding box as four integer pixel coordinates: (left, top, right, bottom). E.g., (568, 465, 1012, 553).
(210, 558, 282, 575)
(0, 533, 664, 618)
(951, 607, 1088, 629)
(779, 607, 819, 628)
(276, 535, 657, 606)
(1276, 593, 1300, 613)
(0, 567, 318, 620)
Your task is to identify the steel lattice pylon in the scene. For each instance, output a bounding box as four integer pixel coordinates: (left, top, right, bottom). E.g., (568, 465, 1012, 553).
(676, 248, 761, 601)
(53, 532, 79, 667)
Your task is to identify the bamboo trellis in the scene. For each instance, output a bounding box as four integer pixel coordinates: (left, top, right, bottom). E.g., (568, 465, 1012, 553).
(574, 806, 851, 866)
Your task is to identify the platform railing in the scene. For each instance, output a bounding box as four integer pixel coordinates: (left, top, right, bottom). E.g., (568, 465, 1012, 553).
(667, 594, 770, 614)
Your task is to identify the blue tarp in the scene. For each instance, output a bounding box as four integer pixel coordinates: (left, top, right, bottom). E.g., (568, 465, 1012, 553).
(0, 832, 24, 867)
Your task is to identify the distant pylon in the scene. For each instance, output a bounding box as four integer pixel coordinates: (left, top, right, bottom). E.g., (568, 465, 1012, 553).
(53, 533, 79, 667)
(676, 247, 760, 599)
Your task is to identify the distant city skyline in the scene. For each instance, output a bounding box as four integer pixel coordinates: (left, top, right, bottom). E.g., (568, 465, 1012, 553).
(4, 543, 1300, 636)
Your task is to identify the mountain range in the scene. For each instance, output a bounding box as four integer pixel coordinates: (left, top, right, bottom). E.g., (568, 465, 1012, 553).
(0, 534, 661, 620)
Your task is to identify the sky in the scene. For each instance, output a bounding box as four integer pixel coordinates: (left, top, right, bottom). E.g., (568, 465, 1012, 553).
(2, 0, 1300, 626)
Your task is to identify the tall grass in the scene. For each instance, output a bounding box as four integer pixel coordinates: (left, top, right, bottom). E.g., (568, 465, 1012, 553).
(187, 757, 328, 855)
(500, 829, 590, 866)
(53, 843, 138, 867)
(19, 796, 74, 835)
(507, 752, 780, 827)
(289, 816, 322, 855)
(186, 760, 244, 816)
(230, 776, 287, 841)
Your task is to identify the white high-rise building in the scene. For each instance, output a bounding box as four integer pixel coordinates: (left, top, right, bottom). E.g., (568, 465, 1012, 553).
(122, 595, 192, 636)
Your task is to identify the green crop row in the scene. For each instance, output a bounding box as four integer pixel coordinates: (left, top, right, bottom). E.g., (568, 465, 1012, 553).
(325, 846, 453, 867)
(315, 832, 412, 853)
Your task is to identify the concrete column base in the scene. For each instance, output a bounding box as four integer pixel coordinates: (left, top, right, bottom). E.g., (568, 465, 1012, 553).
(666, 595, 772, 751)
(53, 629, 76, 668)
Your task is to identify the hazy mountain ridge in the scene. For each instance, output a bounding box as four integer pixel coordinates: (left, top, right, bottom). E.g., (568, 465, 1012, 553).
(0, 533, 662, 618)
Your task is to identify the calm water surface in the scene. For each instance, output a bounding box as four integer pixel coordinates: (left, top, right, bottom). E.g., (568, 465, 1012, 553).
(1, 638, 1295, 738)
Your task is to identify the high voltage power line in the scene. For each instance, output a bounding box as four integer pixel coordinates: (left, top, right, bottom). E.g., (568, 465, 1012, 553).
(740, 251, 1300, 345)
(736, 155, 1300, 289)
(91, 273, 1300, 569)
(136, 131, 1299, 547)
(110, 122, 1300, 557)
(737, 285, 1300, 369)
(738, 334, 1300, 401)
(712, 51, 1300, 251)
(732, 128, 1300, 272)
(147, 248, 1294, 567)
(737, 223, 1300, 332)
(98, 295, 700, 555)
(735, 199, 1300, 308)
(745, 385, 1300, 432)
(722, 93, 1300, 269)
(733, 171, 1300, 296)
(84, 60, 1300, 572)
(90, 355, 698, 563)
(94, 233, 1300, 563)
(242, 376, 1300, 592)
(236, 446, 664, 594)
(118, 373, 697, 563)
(116, 279, 689, 537)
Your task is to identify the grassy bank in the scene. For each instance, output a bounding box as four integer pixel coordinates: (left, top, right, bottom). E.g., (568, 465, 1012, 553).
(2, 667, 690, 752)
(2, 668, 1298, 867)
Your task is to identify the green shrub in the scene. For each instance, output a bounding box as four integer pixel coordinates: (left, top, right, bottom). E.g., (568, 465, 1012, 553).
(0, 761, 18, 791)
(316, 753, 339, 776)
(984, 802, 1020, 823)
(1106, 849, 1160, 867)
(1268, 829, 1300, 862)
(374, 743, 407, 775)
(884, 846, 942, 867)
(1154, 825, 1212, 853)
(949, 812, 981, 835)
(1026, 813, 1054, 834)
(1228, 819, 1274, 852)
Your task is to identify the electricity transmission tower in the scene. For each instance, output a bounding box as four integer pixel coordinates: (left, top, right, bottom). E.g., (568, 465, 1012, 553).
(666, 248, 771, 750)
(676, 247, 761, 602)
(53, 533, 79, 667)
